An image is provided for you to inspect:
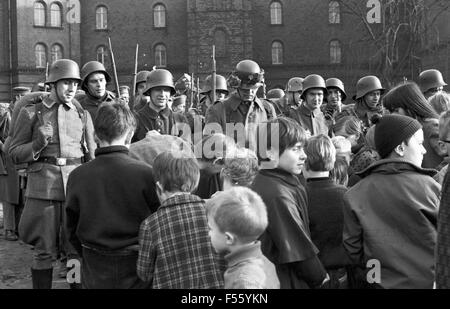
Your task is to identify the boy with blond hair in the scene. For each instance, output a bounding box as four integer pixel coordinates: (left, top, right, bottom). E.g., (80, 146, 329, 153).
(137, 151, 223, 289)
(206, 187, 279, 289)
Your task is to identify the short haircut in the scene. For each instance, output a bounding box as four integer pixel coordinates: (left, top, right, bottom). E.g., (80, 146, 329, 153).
(257, 117, 307, 160)
(206, 187, 268, 243)
(305, 134, 336, 172)
(194, 133, 237, 163)
(429, 92, 450, 115)
(439, 110, 450, 141)
(94, 102, 136, 143)
(333, 116, 362, 138)
(152, 150, 200, 193)
(222, 147, 259, 187)
(330, 156, 349, 186)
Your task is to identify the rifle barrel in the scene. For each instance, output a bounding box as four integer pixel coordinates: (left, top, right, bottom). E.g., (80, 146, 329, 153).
(108, 37, 120, 97)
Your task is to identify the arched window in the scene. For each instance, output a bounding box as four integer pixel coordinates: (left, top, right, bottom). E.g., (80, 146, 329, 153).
(51, 44, 63, 64)
(272, 41, 283, 65)
(329, 1, 341, 24)
(214, 30, 227, 58)
(270, 2, 282, 25)
(330, 40, 342, 64)
(96, 46, 107, 64)
(34, 1, 46, 26)
(155, 44, 167, 67)
(96, 6, 108, 29)
(50, 3, 62, 27)
(153, 4, 166, 28)
(35, 43, 47, 68)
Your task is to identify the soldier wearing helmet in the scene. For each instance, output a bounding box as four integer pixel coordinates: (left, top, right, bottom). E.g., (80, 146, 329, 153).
(75, 61, 116, 119)
(418, 69, 447, 100)
(289, 74, 329, 137)
(8, 59, 96, 289)
(338, 75, 386, 134)
(132, 70, 152, 111)
(132, 68, 188, 142)
(322, 78, 347, 128)
(205, 60, 276, 148)
(199, 74, 229, 116)
(274, 77, 303, 117)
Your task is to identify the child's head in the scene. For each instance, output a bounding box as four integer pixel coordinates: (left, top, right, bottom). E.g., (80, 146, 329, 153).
(439, 110, 450, 157)
(305, 134, 336, 172)
(428, 91, 450, 115)
(152, 150, 200, 197)
(332, 116, 362, 147)
(94, 102, 137, 144)
(330, 156, 349, 187)
(205, 187, 268, 254)
(331, 136, 352, 164)
(221, 147, 259, 189)
(257, 117, 307, 174)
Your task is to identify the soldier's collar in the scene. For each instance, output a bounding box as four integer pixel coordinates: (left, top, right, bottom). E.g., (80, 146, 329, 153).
(147, 103, 170, 119)
(43, 95, 75, 110)
(229, 93, 265, 111)
(299, 103, 321, 117)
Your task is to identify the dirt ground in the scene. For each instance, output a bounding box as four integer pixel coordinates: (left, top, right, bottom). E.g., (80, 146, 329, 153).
(0, 206, 68, 289)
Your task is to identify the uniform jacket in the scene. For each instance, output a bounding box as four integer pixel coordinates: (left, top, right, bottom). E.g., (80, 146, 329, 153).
(204, 91, 276, 147)
(132, 103, 188, 142)
(8, 94, 96, 201)
(343, 158, 440, 289)
(75, 90, 115, 120)
(66, 146, 159, 255)
(273, 95, 300, 117)
(289, 103, 328, 137)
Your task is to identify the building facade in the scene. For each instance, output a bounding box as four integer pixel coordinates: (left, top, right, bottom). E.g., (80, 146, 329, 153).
(1, 0, 449, 102)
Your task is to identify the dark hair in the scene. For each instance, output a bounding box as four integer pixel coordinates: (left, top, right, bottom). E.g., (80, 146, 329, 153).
(94, 102, 136, 143)
(382, 82, 438, 120)
(153, 151, 200, 193)
(257, 117, 307, 160)
(330, 156, 349, 186)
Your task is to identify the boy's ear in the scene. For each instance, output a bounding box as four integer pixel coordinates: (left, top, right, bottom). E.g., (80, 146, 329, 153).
(224, 232, 235, 246)
(394, 143, 405, 157)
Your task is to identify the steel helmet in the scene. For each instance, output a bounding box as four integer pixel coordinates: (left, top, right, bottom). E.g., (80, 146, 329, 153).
(228, 60, 264, 89)
(136, 70, 152, 85)
(285, 77, 304, 92)
(354, 75, 385, 100)
(267, 88, 285, 99)
(300, 74, 327, 100)
(326, 78, 347, 101)
(201, 74, 229, 94)
(80, 61, 111, 91)
(418, 69, 447, 93)
(143, 69, 176, 95)
(46, 59, 81, 84)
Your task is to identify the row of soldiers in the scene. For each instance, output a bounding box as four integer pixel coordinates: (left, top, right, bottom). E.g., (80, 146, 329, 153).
(0, 55, 448, 288)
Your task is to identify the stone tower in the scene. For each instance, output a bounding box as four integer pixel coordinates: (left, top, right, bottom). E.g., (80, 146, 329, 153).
(187, 0, 254, 81)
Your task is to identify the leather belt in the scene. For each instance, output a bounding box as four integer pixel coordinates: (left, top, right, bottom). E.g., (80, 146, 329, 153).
(37, 157, 82, 166)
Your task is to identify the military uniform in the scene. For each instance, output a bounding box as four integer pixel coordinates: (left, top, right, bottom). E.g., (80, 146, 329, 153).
(289, 103, 329, 137)
(75, 90, 115, 120)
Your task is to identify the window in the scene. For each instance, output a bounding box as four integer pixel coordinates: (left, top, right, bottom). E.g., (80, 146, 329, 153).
(270, 2, 282, 25)
(272, 41, 283, 65)
(96, 6, 108, 29)
(330, 40, 342, 64)
(34, 1, 46, 26)
(97, 46, 107, 64)
(329, 1, 341, 24)
(51, 44, 63, 64)
(50, 3, 62, 27)
(35, 44, 47, 68)
(153, 4, 166, 28)
(214, 30, 227, 58)
(154, 44, 167, 67)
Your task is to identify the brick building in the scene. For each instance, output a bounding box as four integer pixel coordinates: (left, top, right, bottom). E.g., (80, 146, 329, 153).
(1, 0, 449, 102)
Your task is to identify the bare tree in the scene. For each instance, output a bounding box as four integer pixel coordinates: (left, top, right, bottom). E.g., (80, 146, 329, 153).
(341, 0, 450, 87)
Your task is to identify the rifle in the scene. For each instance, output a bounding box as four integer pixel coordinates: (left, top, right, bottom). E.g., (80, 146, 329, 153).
(211, 45, 216, 104)
(45, 62, 49, 92)
(131, 43, 139, 107)
(197, 77, 200, 109)
(108, 37, 120, 97)
(190, 73, 194, 111)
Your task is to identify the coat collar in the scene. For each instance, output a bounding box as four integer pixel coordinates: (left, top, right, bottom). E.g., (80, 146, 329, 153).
(259, 167, 301, 187)
(228, 92, 266, 112)
(357, 158, 437, 178)
(299, 103, 322, 117)
(143, 103, 171, 119)
(225, 241, 263, 268)
(43, 95, 75, 110)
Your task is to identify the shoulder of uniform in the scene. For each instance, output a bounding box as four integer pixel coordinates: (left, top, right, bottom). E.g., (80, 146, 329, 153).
(74, 92, 86, 101)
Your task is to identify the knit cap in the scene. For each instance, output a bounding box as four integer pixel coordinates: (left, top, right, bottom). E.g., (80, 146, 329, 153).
(374, 114, 422, 158)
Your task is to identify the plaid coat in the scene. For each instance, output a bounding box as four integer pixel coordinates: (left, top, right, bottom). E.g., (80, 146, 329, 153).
(137, 193, 224, 289)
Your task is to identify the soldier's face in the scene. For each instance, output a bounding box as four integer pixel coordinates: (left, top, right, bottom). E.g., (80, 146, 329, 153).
(150, 86, 172, 110)
(136, 82, 146, 95)
(56, 79, 78, 104)
(216, 91, 227, 101)
(363, 90, 381, 109)
(304, 89, 324, 111)
(87, 73, 107, 98)
(327, 88, 342, 108)
(238, 87, 258, 102)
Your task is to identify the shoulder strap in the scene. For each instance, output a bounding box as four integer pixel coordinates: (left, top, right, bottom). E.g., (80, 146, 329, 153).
(71, 100, 89, 154)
